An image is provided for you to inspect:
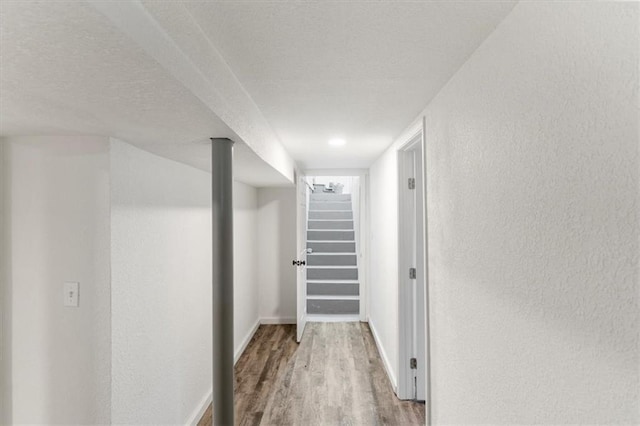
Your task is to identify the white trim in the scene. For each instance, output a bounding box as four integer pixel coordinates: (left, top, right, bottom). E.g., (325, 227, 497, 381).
(235, 319, 260, 365)
(307, 240, 356, 243)
(308, 252, 356, 256)
(306, 314, 360, 322)
(187, 318, 261, 426)
(260, 316, 296, 325)
(306, 295, 359, 300)
(187, 389, 212, 426)
(369, 319, 398, 393)
(307, 265, 358, 269)
(307, 229, 354, 232)
(308, 209, 354, 212)
(421, 115, 432, 426)
(397, 128, 429, 403)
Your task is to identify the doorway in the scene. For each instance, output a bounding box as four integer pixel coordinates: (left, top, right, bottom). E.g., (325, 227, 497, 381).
(296, 171, 368, 341)
(398, 132, 427, 402)
(306, 175, 361, 321)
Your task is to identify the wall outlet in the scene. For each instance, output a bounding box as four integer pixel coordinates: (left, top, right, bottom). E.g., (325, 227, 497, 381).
(63, 282, 79, 307)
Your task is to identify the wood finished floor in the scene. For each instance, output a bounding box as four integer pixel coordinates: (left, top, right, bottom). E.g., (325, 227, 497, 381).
(198, 322, 425, 426)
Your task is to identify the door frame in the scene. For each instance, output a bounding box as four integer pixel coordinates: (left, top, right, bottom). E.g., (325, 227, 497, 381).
(304, 169, 369, 322)
(296, 170, 310, 342)
(397, 127, 428, 403)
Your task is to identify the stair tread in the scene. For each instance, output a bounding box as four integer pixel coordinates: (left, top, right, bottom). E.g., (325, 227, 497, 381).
(308, 252, 356, 256)
(308, 227, 354, 230)
(307, 240, 354, 243)
(307, 241, 355, 244)
(307, 279, 359, 284)
(306, 295, 359, 300)
(306, 314, 360, 321)
(307, 265, 358, 269)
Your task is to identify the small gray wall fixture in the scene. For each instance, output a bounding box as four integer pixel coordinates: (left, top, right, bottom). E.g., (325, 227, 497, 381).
(306, 191, 359, 316)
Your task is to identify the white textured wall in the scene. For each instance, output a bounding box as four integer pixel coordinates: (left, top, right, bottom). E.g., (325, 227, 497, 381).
(110, 140, 212, 425)
(110, 140, 262, 424)
(368, 151, 400, 390)
(5, 136, 111, 424)
(257, 188, 297, 323)
(0, 139, 10, 425)
(371, 2, 639, 423)
(233, 181, 260, 357)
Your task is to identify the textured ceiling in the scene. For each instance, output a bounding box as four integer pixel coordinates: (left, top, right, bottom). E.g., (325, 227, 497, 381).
(0, 0, 516, 176)
(185, 1, 517, 169)
(0, 0, 290, 186)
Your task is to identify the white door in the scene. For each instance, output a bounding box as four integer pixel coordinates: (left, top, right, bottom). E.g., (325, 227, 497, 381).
(296, 173, 309, 342)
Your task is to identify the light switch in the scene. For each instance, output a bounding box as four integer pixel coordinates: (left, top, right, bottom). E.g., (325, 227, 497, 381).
(63, 282, 79, 307)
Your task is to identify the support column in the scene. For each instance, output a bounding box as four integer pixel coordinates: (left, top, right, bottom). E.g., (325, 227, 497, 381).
(211, 138, 234, 426)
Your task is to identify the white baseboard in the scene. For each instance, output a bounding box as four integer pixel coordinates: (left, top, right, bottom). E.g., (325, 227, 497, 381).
(187, 388, 212, 426)
(368, 319, 398, 394)
(187, 318, 398, 425)
(235, 318, 261, 364)
(260, 316, 295, 324)
(187, 318, 261, 425)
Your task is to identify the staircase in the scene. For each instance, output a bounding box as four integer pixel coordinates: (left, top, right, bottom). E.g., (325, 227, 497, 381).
(306, 191, 359, 318)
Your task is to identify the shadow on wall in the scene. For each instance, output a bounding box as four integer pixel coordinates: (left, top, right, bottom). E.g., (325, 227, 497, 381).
(5, 138, 111, 424)
(257, 188, 297, 322)
(1, 139, 12, 425)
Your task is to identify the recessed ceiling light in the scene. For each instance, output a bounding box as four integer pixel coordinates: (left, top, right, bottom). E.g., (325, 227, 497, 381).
(328, 138, 346, 147)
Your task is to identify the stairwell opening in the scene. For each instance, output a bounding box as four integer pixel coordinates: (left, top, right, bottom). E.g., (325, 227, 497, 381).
(305, 176, 362, 321)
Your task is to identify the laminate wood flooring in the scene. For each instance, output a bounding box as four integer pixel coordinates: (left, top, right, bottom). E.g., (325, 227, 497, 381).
(198, 322, 425, 426)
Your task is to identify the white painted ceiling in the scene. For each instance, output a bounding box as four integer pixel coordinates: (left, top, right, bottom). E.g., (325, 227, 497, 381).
(0, 0, 291, 186)
(184, 1, 517, 169)
(0, 1, 516, 179)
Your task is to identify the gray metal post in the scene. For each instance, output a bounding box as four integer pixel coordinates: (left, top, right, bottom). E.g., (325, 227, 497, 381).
(211, 138, 234, 426)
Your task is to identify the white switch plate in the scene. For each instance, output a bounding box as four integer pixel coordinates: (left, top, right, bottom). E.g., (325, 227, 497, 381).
(63, 282, 79, 307)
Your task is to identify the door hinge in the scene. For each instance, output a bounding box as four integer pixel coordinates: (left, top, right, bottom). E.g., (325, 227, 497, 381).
(408, 178, 415, 190)
(410, 358, 417, 369)
(409, 267, 417, 279)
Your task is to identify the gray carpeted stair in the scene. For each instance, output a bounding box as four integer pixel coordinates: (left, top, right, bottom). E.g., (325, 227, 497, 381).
(306, 192, 359, 316)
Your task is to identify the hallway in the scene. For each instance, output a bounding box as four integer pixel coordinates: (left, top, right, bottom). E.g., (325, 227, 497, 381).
(1, 2, 638, 424)
(198, 323, 425, 426)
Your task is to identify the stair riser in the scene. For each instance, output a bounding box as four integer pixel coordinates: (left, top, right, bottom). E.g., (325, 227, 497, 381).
(309, 211, 352, 220)
(307, 242, 356, 253)
(307, 283, 359, 296)
(310, 194, 351, 201)
(307, 268, 358, 280)
(307, 254, 357, 266)
(307, 299, 359, 315)
(307, 230, 354, 241)
(309, 202, 351, 211)
(308, 220, 354, 230)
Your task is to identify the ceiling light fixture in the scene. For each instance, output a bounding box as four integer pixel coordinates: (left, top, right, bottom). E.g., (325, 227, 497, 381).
(328, 138, 346, 147)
